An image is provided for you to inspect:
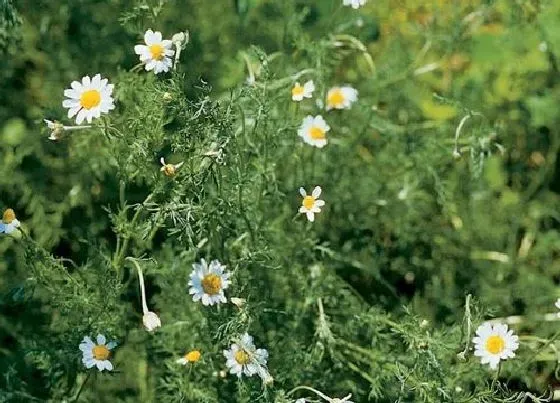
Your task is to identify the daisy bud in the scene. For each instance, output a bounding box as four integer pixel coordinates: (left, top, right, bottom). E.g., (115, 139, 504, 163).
(143, 311, 161, 332)
(44, 119, 92, 141)
(160, 157, 184, 177)
(230, 297, 246, 308)
(176, 349, 201, 365)
(162, 92, 173, 102)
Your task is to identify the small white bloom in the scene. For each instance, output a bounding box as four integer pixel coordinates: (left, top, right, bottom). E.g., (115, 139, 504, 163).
(0, 209, 20, 234)
(143, 311, 161, 332)
(134, 29, 175, 74)
(176, 350, 201, 365)
(299, 186, 325, 222)
(343, 0, 367, 9)
(63, 74, 115, 125)
(79, 334, 117, 372)
(230, 297, 246, 308)
(298, 115, 330, 148)
(555, 298, 560, 317)
(291, 80, 315, 101)
(171, 30, 189, 69)
(326, 86, 358, 110)
(44, 119, 92, 141)
(160, 157, 184, 177)
(188, 258, 231, 306)
(223, 333, 269, 379)
(472, 323, 519, 369)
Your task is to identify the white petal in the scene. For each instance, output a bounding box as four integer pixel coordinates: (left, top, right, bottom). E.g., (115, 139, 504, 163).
(96, 334, 106, 345)
(312, 186, 322, 198)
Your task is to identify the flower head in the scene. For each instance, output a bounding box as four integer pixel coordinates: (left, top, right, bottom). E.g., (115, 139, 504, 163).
(143, 311, 161, 332)
(472, 323, 519, 369)
(326, 86, 358, 110)
(44, 119, 92, 141)
(79, 334, 117, 371)
(176, 350, 201, 365)
(134, 29, 175, 74)
(63, 74, 115, 125)
(299, 186, 325, 222)
(292, 80, 315, 101)
(555, 298, 560, 316)
(298, 115, 330, 148)
(223, 333, 269, 379)
(343, 0, 367, 9)
(0, 209, 20, 234)
(188, 258, 231, 306)
(160, 157, 184, 177)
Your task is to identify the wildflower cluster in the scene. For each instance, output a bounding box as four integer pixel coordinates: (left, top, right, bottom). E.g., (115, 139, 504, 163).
(3, 0, 560, 402)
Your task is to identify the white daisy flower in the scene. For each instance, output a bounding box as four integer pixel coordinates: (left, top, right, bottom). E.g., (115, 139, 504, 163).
(44, 119, 92, 141)
(188, 258, 231, 306)
(134, 29, 175, 74)
(79, 334, 117, 372)
(171, 30, 189, 69)
(343, 0, 367, 9)
(130, 257, 161, 332)
(299, 186, 325, 222)
(0, 209, 20, 234)
(555, 298, 560, 317)
(472, 323, 519, 369)
(176, 350, 201, 365)
(292, 80, 315, 101)
(223, 333, 269, 379)
(63, 74, 115, 125)
(143, 311, 161, 332)
(298, 115, 330, 148)
(326, 86, 358, 110)
(160, 157, 184, 177)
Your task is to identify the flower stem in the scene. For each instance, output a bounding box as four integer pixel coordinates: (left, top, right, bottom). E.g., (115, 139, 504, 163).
(127, 257, 149, 314)
(73, 372, 91, 402)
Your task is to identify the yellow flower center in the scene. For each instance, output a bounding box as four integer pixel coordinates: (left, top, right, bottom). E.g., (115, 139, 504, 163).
(201, 274, 222, 295)
(234, 350, 250, 365)
(80, 90, 101, 110)
(149, 44, 165, 61)
(184, 350, 201, 362)
(292, 85, 304, 97)
(327, 89, 345, 107)
(309, 126, 325, 140)
(92, 345, 110, 361)
(302, 196, 315, 210)
(2, 209, 15, 224)
(162, 164, 176, 176)
(485, 335, 505, 355)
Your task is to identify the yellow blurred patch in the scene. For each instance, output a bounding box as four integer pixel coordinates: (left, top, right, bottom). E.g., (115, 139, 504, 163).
(420, 100, 457, 120)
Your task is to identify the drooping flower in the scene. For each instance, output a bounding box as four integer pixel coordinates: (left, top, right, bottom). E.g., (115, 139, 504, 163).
(292, 80, 315, 101)
(298, 115, 330, 148)
(143, 311, 161, 332)
(171, 30, 189, 69)
(44, 119, 92, 141)
(0, 209, 20, 234)
(556, 298, 560, 317)
(299, 186, 325, 222)
(223, 333, 269, 379)
(134, 29, 175, 74)
(342, 0, 367, 9)
(63, 74, 115, 125)
(176, 350, 202, 365)
(160, 157, 184, 177)
(472, 323, 519, 369)
(129, 257, 161, 332)
(326, 86, 358, 110)
(188, 258, 231, 306)
(79, 334, 117, 372)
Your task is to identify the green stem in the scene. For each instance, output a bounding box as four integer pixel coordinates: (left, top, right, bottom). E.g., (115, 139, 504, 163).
(73, 372, 91, 402)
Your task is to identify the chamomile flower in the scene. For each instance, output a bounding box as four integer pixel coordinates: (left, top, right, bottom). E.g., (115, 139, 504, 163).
(79, 334, 117, 372)
(160, 157, 184, 177)
(555, 298, 560, 316)
(292, 80, 315, 101)
(0, 209, 20, 234)
(134, 29, 175, 74)
(63, 74, 115, 125)
(299, 186, 325, 222)
(472, 323, 519, 369)
(223, 333, 269, 379)
(343, 0, 367, 9)
(188, 258, 231, 306)
(298, 115, 330, 148)
(143, 311, 161, 332)
(44, 119, 92, 141)
(326, 86, 358, 110)
(176, 350, 202, 365)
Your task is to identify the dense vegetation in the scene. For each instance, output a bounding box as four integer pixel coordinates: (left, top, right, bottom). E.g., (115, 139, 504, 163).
(1, 0, 560, 402)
